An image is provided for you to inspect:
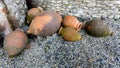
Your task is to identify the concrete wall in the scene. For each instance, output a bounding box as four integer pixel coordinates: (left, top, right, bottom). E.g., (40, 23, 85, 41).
(31, 0, 120, 19)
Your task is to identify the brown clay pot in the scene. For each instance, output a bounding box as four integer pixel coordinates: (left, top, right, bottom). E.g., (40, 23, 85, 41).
(4, 29, 28, 58)
(27, 7, 44, 24)
(27, 10, 62, 36)
(62, 15, 82, 31)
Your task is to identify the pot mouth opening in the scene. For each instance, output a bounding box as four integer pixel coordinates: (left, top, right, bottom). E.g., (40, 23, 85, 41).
(76, 23, 82, 31)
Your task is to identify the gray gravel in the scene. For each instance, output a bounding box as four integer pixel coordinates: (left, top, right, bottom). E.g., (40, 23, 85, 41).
(0, 19, 120, 68)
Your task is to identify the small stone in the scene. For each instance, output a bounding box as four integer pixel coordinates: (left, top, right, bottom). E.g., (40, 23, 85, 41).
(87, 3, 96, 7)
(113, 15, 120, 20)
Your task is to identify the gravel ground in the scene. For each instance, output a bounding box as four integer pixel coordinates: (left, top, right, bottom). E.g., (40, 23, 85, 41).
(0, 19, 120, 68)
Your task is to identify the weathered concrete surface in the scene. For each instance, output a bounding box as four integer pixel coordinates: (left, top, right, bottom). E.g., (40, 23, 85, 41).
(3, 0, 27, 28)
(26, 0, 120, 19)
(0, 0, 120, 68)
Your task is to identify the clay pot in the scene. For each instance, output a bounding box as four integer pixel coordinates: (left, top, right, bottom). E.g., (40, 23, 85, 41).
(27, 10, 62, 36)
(4, 29, 28, 58)
(27, 7, 44, 24)
(58, 27, 82, 41)
(62, 15, 82, 31)
(85, 19, 114, 37)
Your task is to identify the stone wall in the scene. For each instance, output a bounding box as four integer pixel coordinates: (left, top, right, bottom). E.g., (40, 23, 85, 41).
(29, 0, 120, 19)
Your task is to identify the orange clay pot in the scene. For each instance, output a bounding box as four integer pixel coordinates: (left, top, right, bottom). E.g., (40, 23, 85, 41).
(62, 15, 82, 31)
(4, 29, 28, 58)
(27, 10, 62, 36)
(27, 7, 44, 24)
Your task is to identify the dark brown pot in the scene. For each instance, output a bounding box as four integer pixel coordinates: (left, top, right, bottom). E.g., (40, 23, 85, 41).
(85, 19, 113, 37)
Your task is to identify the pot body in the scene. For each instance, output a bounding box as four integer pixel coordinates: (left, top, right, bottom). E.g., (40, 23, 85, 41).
(28, 10, 62, 36)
